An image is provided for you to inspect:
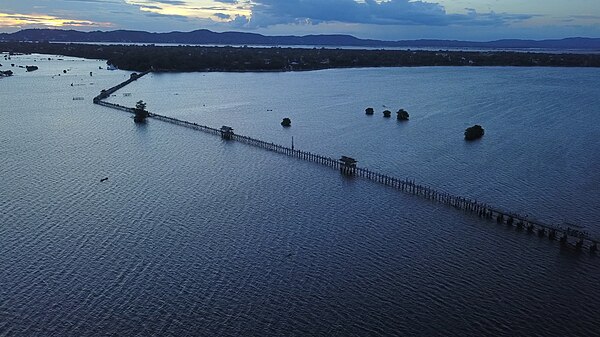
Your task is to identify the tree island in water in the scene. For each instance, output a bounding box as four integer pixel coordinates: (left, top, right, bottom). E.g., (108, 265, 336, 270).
(2, 42, 600, 72)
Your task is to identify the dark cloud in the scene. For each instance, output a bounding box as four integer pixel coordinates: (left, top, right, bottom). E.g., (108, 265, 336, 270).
(233, 0, 533, 28)
(188, 6, 231, 11)
(143, 12, 188, 20)
(62, 0, 122, 3)
(139, 5, 162, 10)
(151, 0, 187, 5)
(570, 15, 600, 19)
(62, 21, 98, 26)
(214, 13, 231, 20)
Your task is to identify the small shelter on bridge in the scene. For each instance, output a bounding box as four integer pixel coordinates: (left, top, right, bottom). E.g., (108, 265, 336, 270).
(339, 156, 358, 175)
(220, 126, 234, 140)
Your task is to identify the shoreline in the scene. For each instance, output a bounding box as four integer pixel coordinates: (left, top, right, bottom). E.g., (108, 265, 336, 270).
(2, 42, 600, 73)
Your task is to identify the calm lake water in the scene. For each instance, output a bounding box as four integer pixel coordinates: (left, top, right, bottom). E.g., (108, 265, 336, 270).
(1, 53, 599, 336)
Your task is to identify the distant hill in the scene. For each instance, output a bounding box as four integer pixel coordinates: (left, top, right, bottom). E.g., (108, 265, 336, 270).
(1, 29, 599, 51)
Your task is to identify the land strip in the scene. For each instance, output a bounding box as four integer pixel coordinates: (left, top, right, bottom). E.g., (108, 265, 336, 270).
(2, 42, 600, 72)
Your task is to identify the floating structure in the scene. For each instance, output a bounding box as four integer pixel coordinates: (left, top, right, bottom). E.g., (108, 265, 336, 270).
(93, 74, 599, 253)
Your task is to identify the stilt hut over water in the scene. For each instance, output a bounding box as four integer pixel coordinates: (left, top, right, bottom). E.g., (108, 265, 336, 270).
(339, 156, 358, 175)
(220, 126, 234, 140)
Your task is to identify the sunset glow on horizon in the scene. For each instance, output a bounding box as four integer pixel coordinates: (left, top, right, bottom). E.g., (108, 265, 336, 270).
(0, 12, 113, 29)
(124, 0, 251, 22)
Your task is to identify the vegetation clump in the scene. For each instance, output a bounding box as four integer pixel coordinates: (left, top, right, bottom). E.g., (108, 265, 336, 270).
(281, 117, 291, 127)
(383, 110, 392, 118)
(365, 107, 374, 115)
(464, 124, 484, 140)
(26, 65, 38, 72)
(0, 70, 13, 77)
(134, 100, 149, 123)
(397, 108, 409, 121)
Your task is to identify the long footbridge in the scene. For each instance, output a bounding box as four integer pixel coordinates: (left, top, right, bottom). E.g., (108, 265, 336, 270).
(93, 72, 599, 253)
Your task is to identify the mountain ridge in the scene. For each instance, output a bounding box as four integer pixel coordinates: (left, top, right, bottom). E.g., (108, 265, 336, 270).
(1, 29, 599, 50)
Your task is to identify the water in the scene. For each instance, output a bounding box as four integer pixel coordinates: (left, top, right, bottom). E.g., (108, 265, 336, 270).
(1, 53, 599, 336)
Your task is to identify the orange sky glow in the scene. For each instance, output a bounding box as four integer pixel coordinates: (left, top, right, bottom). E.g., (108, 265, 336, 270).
(0, 12, 112, 29)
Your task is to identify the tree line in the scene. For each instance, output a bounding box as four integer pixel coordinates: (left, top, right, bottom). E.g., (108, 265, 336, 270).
(2, 41, 600, 72)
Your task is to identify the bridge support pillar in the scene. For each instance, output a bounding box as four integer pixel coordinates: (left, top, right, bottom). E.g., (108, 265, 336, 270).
(560, 234, 568, 244)
(538, 228, 545, 237)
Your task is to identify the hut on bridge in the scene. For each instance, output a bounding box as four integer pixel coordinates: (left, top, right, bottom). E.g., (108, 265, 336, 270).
(340, 156, 357, 175)
(220, 126, 234, 140)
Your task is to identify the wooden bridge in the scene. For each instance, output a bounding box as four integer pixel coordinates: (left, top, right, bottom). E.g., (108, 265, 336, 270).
(93, 73, 599, 253)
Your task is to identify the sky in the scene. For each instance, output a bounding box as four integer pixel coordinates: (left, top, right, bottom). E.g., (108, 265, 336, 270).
(0, 0, 599, 41)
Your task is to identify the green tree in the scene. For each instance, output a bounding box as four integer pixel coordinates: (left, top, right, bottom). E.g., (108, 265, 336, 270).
(134, 100, 148, 123)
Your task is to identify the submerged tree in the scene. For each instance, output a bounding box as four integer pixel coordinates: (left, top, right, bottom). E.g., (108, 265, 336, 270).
(281, 117, 291, 127)
(397, 108, 409, 121)
(134, 100, 149, 123)
(365, 107, 374, 115)
(464, 124, 484, 140)
(383, 110, 392, 118)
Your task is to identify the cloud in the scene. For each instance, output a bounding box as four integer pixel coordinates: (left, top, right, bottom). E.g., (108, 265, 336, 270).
(214, 13, 231, 19)
(229, 0, 533, 29)
(152, 0, 187, 5)
(0, 12, 113, 28)
(62, 0, 123, 3)
(124, 0, 251, 21)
